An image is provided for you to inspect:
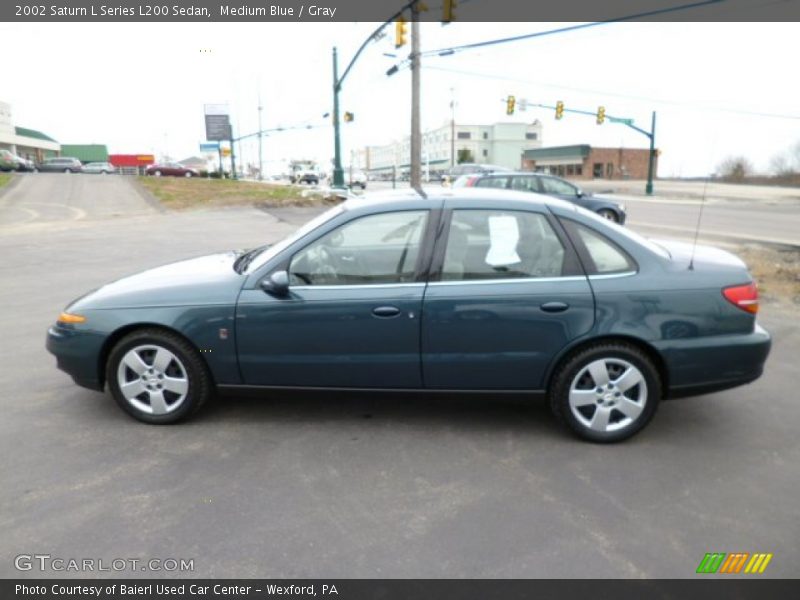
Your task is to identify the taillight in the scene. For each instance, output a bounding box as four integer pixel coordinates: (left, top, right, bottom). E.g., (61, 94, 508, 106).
(723, 282, 759, 314)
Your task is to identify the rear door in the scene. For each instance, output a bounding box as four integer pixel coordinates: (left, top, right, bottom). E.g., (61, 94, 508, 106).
(421, 203, 595, 390)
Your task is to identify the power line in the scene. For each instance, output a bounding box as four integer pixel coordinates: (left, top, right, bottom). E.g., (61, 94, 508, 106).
(422, 65, 800, 121)
(421, 0, 726, 58)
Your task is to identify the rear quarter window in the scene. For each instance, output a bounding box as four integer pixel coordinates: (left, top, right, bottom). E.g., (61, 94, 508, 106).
(565, 221, 637, 274)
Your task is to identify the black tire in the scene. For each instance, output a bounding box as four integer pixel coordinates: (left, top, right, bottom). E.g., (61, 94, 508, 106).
(549, 342, 661, 443)
(64, 168, 71, 173)
(597, 208, 619, 223)
(106, 328, 213, 424)
(185, 171, 193, 178)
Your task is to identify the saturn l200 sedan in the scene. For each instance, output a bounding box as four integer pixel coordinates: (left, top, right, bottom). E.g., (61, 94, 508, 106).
(47, 189, 771, 442)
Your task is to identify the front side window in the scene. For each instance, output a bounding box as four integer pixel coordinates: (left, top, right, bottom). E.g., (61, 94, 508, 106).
(290, 211, 428, 286)
(540, 177, 578, 196)
(441, 210, 565, 281)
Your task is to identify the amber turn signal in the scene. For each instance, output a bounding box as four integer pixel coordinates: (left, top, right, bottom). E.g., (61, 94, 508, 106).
(57, 312, 87, 324)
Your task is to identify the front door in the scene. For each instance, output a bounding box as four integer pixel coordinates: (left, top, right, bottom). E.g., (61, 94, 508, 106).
(236, 209, 432, 388)
(421, 206, 595, 390)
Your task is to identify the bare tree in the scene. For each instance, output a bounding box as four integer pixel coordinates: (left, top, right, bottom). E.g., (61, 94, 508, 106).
(716, 156, 754, 182)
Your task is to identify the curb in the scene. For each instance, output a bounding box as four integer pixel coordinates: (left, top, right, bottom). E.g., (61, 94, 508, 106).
(0, 173, 24, 200)
(126, 175, 168, 213)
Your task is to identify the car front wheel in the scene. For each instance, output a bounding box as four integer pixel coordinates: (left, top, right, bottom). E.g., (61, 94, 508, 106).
(107, 329, 213, 424)
(185, 171, 193, 178)
(549, 343, 660, 442)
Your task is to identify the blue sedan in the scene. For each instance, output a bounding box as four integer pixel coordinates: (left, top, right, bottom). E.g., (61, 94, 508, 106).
(47, 189, 770, 442)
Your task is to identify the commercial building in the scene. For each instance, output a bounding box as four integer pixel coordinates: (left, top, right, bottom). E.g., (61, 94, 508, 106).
(60, 144, 109, 163)
(522, 145, 657, 180)
(0, 101, 60, 161)
(358, 121, 543, 178)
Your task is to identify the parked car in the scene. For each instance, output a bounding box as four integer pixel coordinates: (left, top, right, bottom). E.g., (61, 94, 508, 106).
(454, 171, 627, 224)
(0, 149, 19, 171)
(145, 163, 198, 177)
(82, 162, 117, 175)
(11, 154, 36, 172)
(37, 157, 83, 173)
(46, 188, 770, 442)
(444, 163, 510, 183)
(349, 171, 368, 189)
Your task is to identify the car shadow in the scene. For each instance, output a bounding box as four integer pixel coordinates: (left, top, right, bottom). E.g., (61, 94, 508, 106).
(196, 388, 560, 437)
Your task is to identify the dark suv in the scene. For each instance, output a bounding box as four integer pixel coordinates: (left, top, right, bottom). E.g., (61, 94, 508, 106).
(37, 157, 83, 173)
(454, 171, 627, 224)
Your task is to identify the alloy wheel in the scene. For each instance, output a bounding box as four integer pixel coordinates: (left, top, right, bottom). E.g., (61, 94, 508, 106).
(116, 344, 189, 416)
(567, 358, 647, 433)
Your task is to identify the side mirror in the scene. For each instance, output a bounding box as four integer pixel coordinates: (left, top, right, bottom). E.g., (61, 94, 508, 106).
(576, 189, 584, 197)
(260, 270, 290, 297)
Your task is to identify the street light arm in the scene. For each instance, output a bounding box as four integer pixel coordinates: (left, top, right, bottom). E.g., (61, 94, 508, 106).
(337, 0, 418, 90)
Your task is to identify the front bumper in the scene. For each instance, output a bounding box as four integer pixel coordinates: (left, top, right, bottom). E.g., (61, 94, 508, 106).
(46, 324, 105, 391)
(657, 323, 771, 399)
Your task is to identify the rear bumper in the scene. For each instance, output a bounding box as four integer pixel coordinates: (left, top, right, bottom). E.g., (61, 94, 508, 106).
(656, 324, 771, 399)
(46, 324, 105, 391)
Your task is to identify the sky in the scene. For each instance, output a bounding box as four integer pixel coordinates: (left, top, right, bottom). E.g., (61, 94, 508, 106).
(1, 21, 798, 176)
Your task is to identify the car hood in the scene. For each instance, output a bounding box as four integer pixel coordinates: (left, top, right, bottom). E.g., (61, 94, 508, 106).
(69, 252, 246, 310)
(650, 239, 748, 271)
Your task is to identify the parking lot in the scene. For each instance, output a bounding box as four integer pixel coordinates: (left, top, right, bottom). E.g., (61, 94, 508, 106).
(1, 175, 798, 578)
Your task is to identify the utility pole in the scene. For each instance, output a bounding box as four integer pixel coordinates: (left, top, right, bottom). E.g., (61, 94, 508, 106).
(450, 87, 456, 168)
(409, 3, 421, 188)
(332, 47, 344, 188)
(257, 91, 263, 180)
(229, 126, 237, 180)
(645, 111, 657, 196)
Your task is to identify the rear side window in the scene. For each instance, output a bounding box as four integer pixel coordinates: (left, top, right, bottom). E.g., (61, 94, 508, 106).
(441, 209, 566, 280)
(475, 177, 508, 189)
(571, 223, 635, 274)
(510, 176, 540, 193)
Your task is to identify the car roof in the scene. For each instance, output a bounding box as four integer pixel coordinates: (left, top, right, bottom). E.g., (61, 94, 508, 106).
(343, 186, 579, 213)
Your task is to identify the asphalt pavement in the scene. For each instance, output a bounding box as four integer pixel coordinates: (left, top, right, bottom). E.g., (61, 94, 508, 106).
(1, 175, 798, 579)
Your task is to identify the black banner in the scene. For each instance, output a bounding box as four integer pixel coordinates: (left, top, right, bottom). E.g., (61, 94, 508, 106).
(4, 0, 800, 22)
(5, 579, 800, 600)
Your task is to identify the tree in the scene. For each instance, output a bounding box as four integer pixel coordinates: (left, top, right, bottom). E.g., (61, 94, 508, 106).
(457, 148, 474, 164)
(716, 156, 754, 182)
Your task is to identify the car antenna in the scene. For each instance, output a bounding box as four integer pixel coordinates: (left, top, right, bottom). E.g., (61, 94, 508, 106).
(413, 184, 427, 199)
(689, 141, 716, 271)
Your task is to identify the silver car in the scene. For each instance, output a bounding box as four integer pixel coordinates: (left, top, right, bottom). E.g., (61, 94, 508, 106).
(81, 162, 117, 175)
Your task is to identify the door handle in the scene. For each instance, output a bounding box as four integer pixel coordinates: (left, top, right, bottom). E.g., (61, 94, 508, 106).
(540, 301, 569, 313)
(372, 305, 401, 318)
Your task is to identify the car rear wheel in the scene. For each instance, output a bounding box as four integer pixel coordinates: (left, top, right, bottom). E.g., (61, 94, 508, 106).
(107, 329, 213, 424)
(597, 208, 619, 223)
(185, 171, 193, 178)
(549, 343, 660, 442)
(153, 170, 162, 177)
(64, 168, 71, 174)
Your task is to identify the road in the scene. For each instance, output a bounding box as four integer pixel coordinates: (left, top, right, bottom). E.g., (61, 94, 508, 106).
(366, 179, 800, 247)
(1, 175, 798, 579)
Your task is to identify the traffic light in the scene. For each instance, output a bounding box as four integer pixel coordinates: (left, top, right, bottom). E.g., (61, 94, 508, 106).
(443, 0, 456, 22)
(555, 101, 564, 120)
(343, 112, 354, 123)
(395, 17, 407, 48)
(506, 95, 516, 115)
(596, 106, 606, 125)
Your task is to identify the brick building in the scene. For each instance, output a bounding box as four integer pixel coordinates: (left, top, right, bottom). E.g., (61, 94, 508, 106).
(521, 145, 657, 180)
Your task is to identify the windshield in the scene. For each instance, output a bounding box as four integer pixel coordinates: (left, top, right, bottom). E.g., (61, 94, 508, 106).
(244, 204, 346, 274)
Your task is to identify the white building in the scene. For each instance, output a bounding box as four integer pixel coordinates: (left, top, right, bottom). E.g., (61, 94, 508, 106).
(357, 120, 543, 179)
(0, 101, 60, 161)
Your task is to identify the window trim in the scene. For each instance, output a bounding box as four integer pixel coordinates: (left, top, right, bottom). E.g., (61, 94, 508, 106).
(428, 208, 584, 283)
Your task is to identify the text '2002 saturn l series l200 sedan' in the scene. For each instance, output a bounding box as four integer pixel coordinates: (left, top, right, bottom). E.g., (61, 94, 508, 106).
(47, 188, 770, 442)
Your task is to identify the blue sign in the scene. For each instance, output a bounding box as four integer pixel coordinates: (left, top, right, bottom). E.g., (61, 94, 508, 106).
(200, 142, 220, 152)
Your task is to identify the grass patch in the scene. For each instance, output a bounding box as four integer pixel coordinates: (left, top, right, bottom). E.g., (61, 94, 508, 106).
(0, 173, 13, 189)
(737, 244, 800, 309)
(138, 176, 340, 210)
